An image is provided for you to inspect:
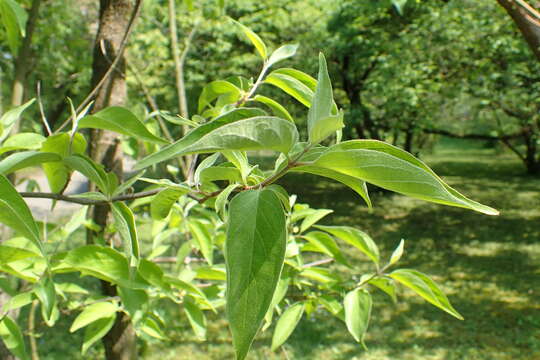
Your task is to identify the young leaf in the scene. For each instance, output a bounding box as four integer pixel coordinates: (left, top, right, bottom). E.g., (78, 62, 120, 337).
(82, 315, 116, 355)
(232, 19, 267, 60)
(315, 225, 379, 265)
(226, 189, 287, 360)
(267, 44, 299, 68)
(34, 277, 57, 327)
(0, 316, 29, 360)
(0, 175, 42, 252)
(344, 289, 372, 349)
(0, 99, 35, 143)
(111, 202, 140, 261)
(390, 269, 463, 320)
(271, 302, 305, 351)
(78, 106, 167, 144)
(198, 80, 242, 113)
(389, 239, 405, 266)
(150, 188, 188, 220)
(70, 302, 119, 333)
(307, 53, 343, 144)
(299, 209, 333, 233)
(184, 298, 207, 341)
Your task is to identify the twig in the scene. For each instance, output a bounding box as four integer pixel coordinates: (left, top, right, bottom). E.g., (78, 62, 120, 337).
(36, 82, 52, 136)
(55, 0, 144, 133)
(302, 258, 334, 268)
(28, 300, 39, 360)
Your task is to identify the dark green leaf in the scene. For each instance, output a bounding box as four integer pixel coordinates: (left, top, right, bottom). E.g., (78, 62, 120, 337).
(64, 154, 110, 195)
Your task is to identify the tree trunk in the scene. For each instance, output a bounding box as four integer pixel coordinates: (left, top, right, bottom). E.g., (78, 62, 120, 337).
(88, 1, 136, 359)
(496, 0, 540, 61)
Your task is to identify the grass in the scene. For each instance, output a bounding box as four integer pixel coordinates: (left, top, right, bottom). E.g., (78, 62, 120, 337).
(144, 142, 540, 360)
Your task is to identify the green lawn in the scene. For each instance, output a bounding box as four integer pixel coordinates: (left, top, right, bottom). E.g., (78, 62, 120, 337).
(146, 144, 540, 360)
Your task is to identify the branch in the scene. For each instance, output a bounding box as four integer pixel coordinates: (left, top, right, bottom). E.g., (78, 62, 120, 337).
(20, 188, 162, 205)
(420, 127, 523, 141)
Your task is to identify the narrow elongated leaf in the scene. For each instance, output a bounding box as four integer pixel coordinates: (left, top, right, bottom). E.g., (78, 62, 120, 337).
(226, 189, 287, 360)
(267, 44, 299, 68)
(2, 292, 33, 313)
(0, 175, 42, 251)
(134, 108, 266, 170)
(222, 150, 250, 183)
(302, 231, 349, 266)
(344, 289, 372, 348)
(150, 188, 188, 220)
(214, 183, 239, 218)
(0, 133, 45, 154)
(368, 277, 397, 303)
(0, 99, 35, 143)
(0, 245, 39, 265)
(299, 209, 333, 233)
(184, 298, 207, 340)
(392, 0, 408, 14)
(34, 277, 57, 326)
(389, 239, 405, 265)
(193, 153, 220, 185)
(271, 302, 305, 351)
(0, 0, 27, 54)
(82, 315, 116, 354)
(0, 151, 61, 175)
(316, 225, 379, 264)
(308, 53, 343, 144)
(252, 95, 293, 122)
(111, 202, 139, 261)
(264, 72, 313, 107)
(70, 302, 118, 332)
(232, 19, 267, 59)
(64, 154, 110, 195)
(188, 220, 214, 265)
(0, 316, 29, 360)
(271, 68, 317, 91)
(78, 106, 167, 144)
(390, 269, 463, 320)
(198, 80, 242, 113)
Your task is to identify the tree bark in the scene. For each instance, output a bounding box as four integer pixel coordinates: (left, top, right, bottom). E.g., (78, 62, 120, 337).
(87, 1, 136, 359)
(496, 0, 540, 60)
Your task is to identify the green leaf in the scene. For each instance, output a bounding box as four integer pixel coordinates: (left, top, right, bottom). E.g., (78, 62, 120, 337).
(0, 175, 42, 251)
(198, 80, 242, 113)
(299, 267, 340, 284)
(135, 114, 298, 170)
(64, 154, 110, 195)
(316, 225, 379, 264)
(271, 302, 305, 351)
(308, 53, 343, 144)
(392, 0, 408, 15)
(135, 108, 266, 170)
(0, 316, 29, 360)
(267, 44, 299, 68)
(264, 71, 313, 107)
(232, 19, 267, 60)
(252, 95, 293, 122)
(0, 245, 40, 265)
(271, 68, 317, 91)
(0, 99, 35, 143)
(70, 301, 119, 332)
(0, 133, 45, 154)
(193, 153, 221, 185)
(150, 188, 188, 220)
(390, 269, 463, 320)
(344, 289, 372, 349)
(222, 150, 250, 183)
(82, 315, 116, 354)
(159, 112, 198, 127)
(389, 239, 404, 266)
(299, 209, 333, 233)
(214, 183, 239, 218)
(302, 231, 349, 266)
(226, 189, 287, 360)
(188, 219, 214, 265)
(0, 0, 27, 54)
(310, 140, 498, 215)
(111, 202, 139, 261)
(78, 106, 167, 144)
(2, 292, 33, 313)
(0, 151, 61, 175)
(184, 298, 207, 340)
(34, 277, 57, 327)
(265, 184, 290, 213)
(194, 266, 226, 281)
(368, 277, 397, 303)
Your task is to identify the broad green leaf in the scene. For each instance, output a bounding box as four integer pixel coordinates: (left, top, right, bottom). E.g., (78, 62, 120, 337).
(118, 287, 148, 324)
(198, 80, 242, 113)
(150, 188, 188, 220)
(302, 231, 349, 266)
(188, 219, 214, 265)
(82, 315, 115, 354)
(310, 142, 498, 215)
(0, 245, 39, 265)
(252, 95, 293, 122)
(194, 266, 226, 281)
(263, 276, 290, 329)
(271, 302, 305, 351)
(267, 44, 299, 68)
(184, 298, 207, 340)
(111, 202, 139, 261)
(70, 302, 119, 332)
(299, 209, 333, 233)
(0, 133, 45, 154)
(78, 106, 167, 144)
(214, 183, 239, 218)
(134, 108, 266, 170)
(226, 189, 287, 360)
(64, 154, 110, 195)
(63, 246, 130, 287)
(344, 289, 372, 349)
(193, 153, 220, 185)
(316, 225, 379, 264)
(0, 175, 42, 251)
(390, 269, 463, 320)
(265, 184, 290, 213)
(292, 165, 372, 208)
(271, 68, 317, 91)
(389, 239, 405, 266)
(34, 277, 57, 326)
(137, 259, 170, 292)
(0, 316, 29, 360)
(307, 53, 343, 144)
(222, 150, 250, 183)
(264, 72, 313, 107)
(0, 99, 35, 143)
(368, 277, 397, 303)
(199, 165, 242, 184)
(136, 116, 298, 170)
(165, 276, 214, 310)
(0, 151, 61, 175)
(232, 19, 267, 60)
(0, 0, 27, 54)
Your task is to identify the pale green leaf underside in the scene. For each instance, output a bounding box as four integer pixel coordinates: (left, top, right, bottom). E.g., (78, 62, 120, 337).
(271, 302, 304, 350)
